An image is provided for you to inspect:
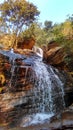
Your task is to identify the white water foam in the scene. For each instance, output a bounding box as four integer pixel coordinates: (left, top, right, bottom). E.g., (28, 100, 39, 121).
(21, 113, 54, 127)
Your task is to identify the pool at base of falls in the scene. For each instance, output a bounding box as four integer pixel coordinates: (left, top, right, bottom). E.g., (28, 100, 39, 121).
(21, 113, 54, 127)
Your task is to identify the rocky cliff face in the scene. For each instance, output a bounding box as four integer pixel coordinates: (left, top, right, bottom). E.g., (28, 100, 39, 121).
(0, 49, 37, 127)
(43, 41, 73, 106)
(0, 48, 73, 128)
(43, 42, 68, 71)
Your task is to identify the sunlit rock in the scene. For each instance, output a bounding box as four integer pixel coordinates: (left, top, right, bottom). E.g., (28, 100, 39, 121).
(17, 38, 35, 50)
(43, 41, 68, 71)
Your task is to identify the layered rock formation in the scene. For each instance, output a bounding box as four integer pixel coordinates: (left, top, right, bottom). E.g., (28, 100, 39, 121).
(42, 41, 73, 108)
(0, 49, 37, 127)
(0, 48, 73, 129)
(43, 41, 68, 71)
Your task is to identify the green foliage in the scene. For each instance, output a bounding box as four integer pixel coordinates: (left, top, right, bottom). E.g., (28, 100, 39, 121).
(44, 20, 53, 31)
(43, 19, 73, 69)
(21, 23, 48, 47)
(0, 0, 40, 35)
(64, 52, 73, 71)
(0, 0, 73, 70)
(21, 23, 35, 40)
(53, 21, 73, 51)
(33, 23, 48, 46)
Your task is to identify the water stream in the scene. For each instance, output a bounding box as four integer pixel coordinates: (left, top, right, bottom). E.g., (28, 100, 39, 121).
(21, 57, 65, 127)
(0, 49, 65, 127)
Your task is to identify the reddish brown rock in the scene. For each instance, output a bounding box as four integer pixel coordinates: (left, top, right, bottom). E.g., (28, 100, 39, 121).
(17, 38, 35, 50)
(0, 50, 38, 127)
(0, 49, 73, 129)
(43, 41, 68, 71)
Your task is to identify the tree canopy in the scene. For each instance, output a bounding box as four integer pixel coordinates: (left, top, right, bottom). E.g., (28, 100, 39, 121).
(44, 20, 53, 31)
(0, 0, 40, 35)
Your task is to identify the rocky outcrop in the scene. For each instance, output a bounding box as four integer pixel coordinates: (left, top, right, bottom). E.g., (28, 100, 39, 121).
(63, 72, 73, 107)
(17, 38, 35, 49)
(1, 104, 73, 130)
(42, 41, 73, 108)
(20, 104, 73, 130)
(0, 48, 73, 129)
(0, 49, 37, 127)
(43, 41, 68, 71)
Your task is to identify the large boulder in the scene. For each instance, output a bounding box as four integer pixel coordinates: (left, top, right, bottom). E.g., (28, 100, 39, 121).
(43, 41, 68, 71)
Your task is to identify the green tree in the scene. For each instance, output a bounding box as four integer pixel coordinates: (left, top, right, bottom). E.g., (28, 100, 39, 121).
(21, 22, 47, 47)
(0, 0, 40, 47)
(44, 20, 53, 31)
(52, 20, 73, 70)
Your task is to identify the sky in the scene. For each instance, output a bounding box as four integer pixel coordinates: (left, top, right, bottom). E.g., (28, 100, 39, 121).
(0, 0, 73, 24)
(28, 0, 73, 24)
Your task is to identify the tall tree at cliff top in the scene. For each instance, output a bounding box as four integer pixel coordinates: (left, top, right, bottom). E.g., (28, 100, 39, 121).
(0, 0, 40, 47)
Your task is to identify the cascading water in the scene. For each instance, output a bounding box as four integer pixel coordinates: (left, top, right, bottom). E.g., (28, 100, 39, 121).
(21, 57, 65, 127)
(0, 49, 65, 127)
(33, 59, 53, 113)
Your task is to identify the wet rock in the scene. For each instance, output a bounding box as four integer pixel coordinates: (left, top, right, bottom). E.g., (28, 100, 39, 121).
(3, 104, 72, 130)
(0, 48, 73, 129)
(42, 41, 73, 107)
(0, 49, 37, 126)
(46, 65, 73, 107)
(49, 103, 73, 130)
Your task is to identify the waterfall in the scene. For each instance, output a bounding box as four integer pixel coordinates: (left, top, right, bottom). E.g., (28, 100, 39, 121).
(32, 59, 65, 113)
(21, 57, 65, 127)
(32, 46, 43, 59)
(0, 49, 65, 127)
